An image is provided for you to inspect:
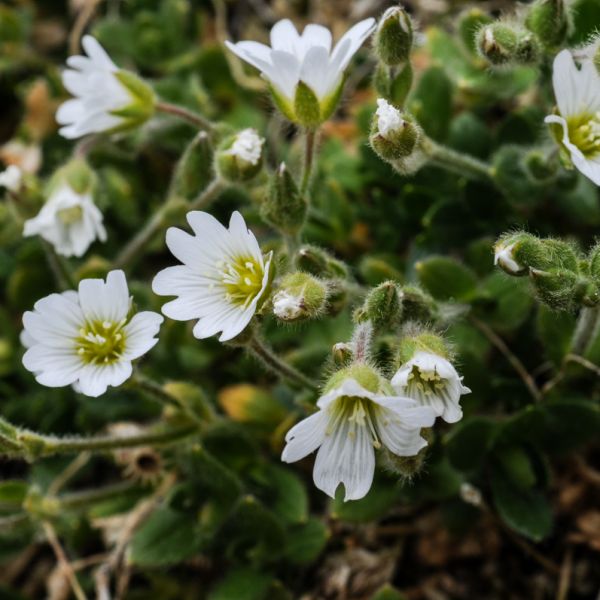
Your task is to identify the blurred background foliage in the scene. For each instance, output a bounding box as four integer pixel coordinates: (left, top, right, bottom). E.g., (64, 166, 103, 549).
(2, 0, 600, 598)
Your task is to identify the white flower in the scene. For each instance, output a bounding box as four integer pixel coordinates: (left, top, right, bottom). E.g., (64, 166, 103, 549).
(152, 211, 273, 342)
(391, 351, 470, 424)
(56, 36, 154, 139)
(281, 377, 435, 501)
(23, 183, 106, 257)
(226, 18, 375, 124)
(0, 165, 22, 192)
(376, 98, 405, 138)
(227, 129, 264, 165)
(545, 49, 600, 186)
(494, 241, 524, 275)
(22, 270, 163, 397)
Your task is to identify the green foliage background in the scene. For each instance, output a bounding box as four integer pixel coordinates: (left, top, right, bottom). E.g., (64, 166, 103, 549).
(1, 0, 600, 598)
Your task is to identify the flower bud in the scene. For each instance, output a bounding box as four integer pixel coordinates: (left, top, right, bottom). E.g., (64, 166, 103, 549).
(332, 342, 354, 367)
(171, 131, 214, 201)
(525, 0, 569, 49)
(529, 268, 579, 310)
(295, 245, 348, 279)
(399, 285, 438, 323)
(458, 8, 493, 55)
(373, 62, 413, 108)
(493, 232, 545, 276)
(477, 23, 539, 66)
(272, 272, 328, 322)
(370, 99, 420, 161)
(362, 281, 402, 329)
(261, 163, 306, 236)
(523, 150, 556, 184)
(374, 5, 414, 66)
(216, 128, 264, 183)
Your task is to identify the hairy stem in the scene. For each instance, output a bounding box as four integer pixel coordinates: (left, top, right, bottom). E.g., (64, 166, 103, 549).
(570, 306, 600, 356)
(422, 137, 494, 182)
(156, 101, 215, 133)
(114, 178, 225, 270)
(300, 128, 318, 196)
(248, 336, 319, 391)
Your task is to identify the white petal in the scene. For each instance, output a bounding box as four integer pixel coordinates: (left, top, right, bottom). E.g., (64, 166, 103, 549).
(76, 364, 111, 397)
(300, 24, 332, 53)
(281, 410, 328, 462)
(78, 270, 130, 324)
(330, 17, 375, 73)
(313, 414, 375, 501)
(122, 311, 163, 360)
(81, 35, 117, 70)
(23, 345, 82, 387)
(552, 50, 600, 118)
(375, 413, 429, 457)
(300, 45, 332, 100)
(270, 19, 301, 56)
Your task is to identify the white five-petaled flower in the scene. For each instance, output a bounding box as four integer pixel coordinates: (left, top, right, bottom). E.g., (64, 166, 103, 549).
(227, 129, 264, 165)
(0, 165, 22, 192)
(545, 49, 600, 186)
(376, 98, 405, 138)
(23, 183, 106, 257)
(281, 377, 435, 501)
(152, 211, 273, 342)
(56, 35, 154, 139)
(21, 270, 163, 397)
(225, 18, 375, 125)
(391, 351, 470, 424)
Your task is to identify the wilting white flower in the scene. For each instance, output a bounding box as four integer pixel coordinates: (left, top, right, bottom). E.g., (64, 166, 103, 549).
(226, 18, 375, 125)
(227, 129, 264, 165)
(375, 98, 405, 138)
(0, 165, 22, 192)
(391, 351, 470, 424)
(545, 49, 600, 186)
(282, 376, 435, 501)
(273, 290, 303, 321)
(22, 270, 163, 397)
(494, 240, 525, 275)
(152, 211, 273, 342)
(56, 35, 154, 139)
(23, 183, 106, 257)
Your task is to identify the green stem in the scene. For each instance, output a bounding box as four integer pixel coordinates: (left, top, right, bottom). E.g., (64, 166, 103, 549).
(570, 306, 600, 356)
(156, 101, 215, 133)
(300, 128, 318, 196)
(248, 336, 319, 391)
(2, 420, 197, 460)
(422, 137, 494, 182)
(57, 481, 139, 510)
(42, 240, 76, 291)
(114, 178, 225, 270)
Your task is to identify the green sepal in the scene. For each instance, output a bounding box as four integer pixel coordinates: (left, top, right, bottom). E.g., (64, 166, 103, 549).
(294, 81, 322, 128)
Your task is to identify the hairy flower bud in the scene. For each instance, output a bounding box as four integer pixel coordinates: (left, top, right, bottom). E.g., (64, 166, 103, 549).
(363, 281, 402, 329)
(477, 23, 539, 66)
(374, 5, 413, 66)
(370, 99, 420, 161)
(529, 268, 579, 310)
(458, 8, 493, 55)
(332, 342, 354, 367)
(525, 0, 569, 49)
(216, 128, 264, 182)
(261, 162, 306, 236)
(272, 272, 328, 322)
(373, 62, 413, 108)
(493, 232, 546, 276)
(171, 131, 214, 201)
(295, 245, 348, 278)
(399, 285, 438, 323)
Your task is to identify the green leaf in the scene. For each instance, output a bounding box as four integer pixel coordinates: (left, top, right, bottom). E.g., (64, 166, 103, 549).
(0, 480, 28, 509)
(445, 417, 498, 472)
(208, 567, 274, 600)
(258, 465, 308, 525)
(416, 256, 478, 301)
(409, 66, 452, 141)
(130, 506, 203, 566)
(285, 518, 329, 564)
(490, 466, 552, 541)
(494, 445, 537, 490)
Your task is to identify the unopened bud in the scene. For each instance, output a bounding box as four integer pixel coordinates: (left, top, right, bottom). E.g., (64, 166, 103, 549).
(370, 99, 420, 162)
(216, 128, 264, 182)
(399, 285, 438, 323)
(363, 281, 402, 329)
(458, 8, 493, 55)
(261, 162, 306, 235)
(373, 62, 413, 108)
(523, 150, 556, 184)
(295, 245, 348, 278)
(530, 268, 578, 310)
(525, 0, 569, 49)
(272, 272, 327, 322)
(171, 131, 214, 201)
(332, 342, 353, 367)
(493, 232, 546, 276)
(374, 5, 414, 66)
(477, 23, 539, 66)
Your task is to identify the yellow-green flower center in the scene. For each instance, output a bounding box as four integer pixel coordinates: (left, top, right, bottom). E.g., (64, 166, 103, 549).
(407, 366, 445, 396)
(220, 255, 264, 307)
(76, 319, 127, 365)
(328, 396, 382, 449)
(566, 112, 600, 158)
(58, 205, 83, 225)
